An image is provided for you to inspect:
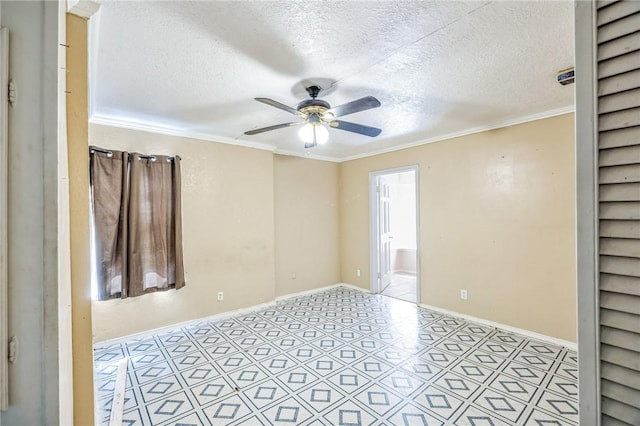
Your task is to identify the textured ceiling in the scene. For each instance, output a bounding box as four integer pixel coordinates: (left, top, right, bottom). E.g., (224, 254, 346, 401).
(90, 1, 575, 161)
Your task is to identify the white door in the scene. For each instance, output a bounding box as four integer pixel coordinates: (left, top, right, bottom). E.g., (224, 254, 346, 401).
(378, 181, 392, 291)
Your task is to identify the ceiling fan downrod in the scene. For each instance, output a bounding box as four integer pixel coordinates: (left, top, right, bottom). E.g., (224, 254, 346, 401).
(305, 85, 322, 99)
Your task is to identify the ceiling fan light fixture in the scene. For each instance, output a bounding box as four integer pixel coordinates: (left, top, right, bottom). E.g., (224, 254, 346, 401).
(315, 124, 329, 145)
(298, 121, 328, 146)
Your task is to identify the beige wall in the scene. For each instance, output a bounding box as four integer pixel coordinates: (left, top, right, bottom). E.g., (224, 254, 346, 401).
(340, 114, 577, 342)
(88, 115, 576, 343)
(90, 124, 276, 341)
(274, 155, 340, 296)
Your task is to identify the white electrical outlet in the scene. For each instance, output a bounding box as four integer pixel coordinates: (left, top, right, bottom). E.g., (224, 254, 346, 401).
(460, 289, 468, 300)
(356, 269, 361, 277)
(291, 272, 296, 280)
(217, 291, 224, 301)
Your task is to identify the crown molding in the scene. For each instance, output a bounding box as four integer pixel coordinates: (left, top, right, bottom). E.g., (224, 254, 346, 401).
(339, 105, 576, 162)
(90, 105, 575, 163)
(89, 113, 277, 152)
(273, 149, 342, 163)
(90, 113, 340, 161)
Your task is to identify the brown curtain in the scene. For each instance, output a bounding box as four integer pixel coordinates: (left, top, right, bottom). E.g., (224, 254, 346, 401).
(90, 148, 185, 300)
(128, 153, 185, 296)
(90, 149, 129, 299)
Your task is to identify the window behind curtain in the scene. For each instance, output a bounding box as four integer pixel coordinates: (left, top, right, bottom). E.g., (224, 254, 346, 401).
(89, 148, 185, 300)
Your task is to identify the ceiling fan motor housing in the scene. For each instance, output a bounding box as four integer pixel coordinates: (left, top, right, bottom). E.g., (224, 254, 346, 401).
(296, 98, 331, 116)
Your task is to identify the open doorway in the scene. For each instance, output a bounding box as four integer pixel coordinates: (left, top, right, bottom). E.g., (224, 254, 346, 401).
(370, 166, 419, 304)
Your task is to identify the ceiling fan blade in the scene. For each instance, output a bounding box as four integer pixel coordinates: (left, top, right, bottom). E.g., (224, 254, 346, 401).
(330, 120, 382, 137)
(244, 122, 300, 135)
(255, 98, 300, 116)
(325, 96, 381, 118)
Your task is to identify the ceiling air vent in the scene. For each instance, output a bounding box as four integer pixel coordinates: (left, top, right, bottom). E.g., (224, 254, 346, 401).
(557, 68, 575, 85)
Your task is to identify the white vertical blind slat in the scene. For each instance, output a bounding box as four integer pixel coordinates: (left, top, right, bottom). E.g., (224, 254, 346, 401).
(598, 69, 640, 96)
(598, 31, 640, 61)
(599, 50, 640, 78)
(602, 361, 640, 391)
(598, 13, 640, 43)
(599, 274, 640, 295)
(599, 183, 640, 202)
(599, 88, 640, 114)
(598, 1, 640, 26)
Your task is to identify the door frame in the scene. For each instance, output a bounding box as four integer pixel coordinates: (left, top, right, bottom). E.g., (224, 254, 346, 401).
(0, 25, 8, 413)
(575, 1, 599, 423)
(369, 165, 420, 303)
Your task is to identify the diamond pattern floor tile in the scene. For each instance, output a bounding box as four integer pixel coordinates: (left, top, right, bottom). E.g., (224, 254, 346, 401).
(322, 399, 378, 426)
(201, 393, 253, 425)
(189, 375, 235, 407)
(353, 383, 404, 417)
(434, 371, 481, 399)
(453, 405, 511, 426)
(387, 402, 444, 426)
(261, 396, 314, 425)
(535, 390, 579, 424)
(415, 385, 465, 420)
(145, 391, 194, 425)
(93, 286, 578, 425)
(474, 388, 527, 423)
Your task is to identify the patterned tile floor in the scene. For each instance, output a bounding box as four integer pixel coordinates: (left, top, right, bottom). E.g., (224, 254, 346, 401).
(93, 286, 578, 425)
(381, 273, 417, 304)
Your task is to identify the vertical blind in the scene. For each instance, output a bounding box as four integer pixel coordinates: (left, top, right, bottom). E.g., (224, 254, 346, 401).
(596, 1, 640, 424)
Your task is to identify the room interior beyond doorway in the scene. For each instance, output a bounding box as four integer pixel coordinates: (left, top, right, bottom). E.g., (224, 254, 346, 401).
(373, 168, 418, 304)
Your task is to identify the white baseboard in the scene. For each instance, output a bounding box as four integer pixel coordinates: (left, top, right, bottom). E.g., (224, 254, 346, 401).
(338, 282, 371, 293)
(96, 283, 362, 347)
(343, 283, 576, 350)
(95, 299, 277, 347)
(95, 283, 577, 353)
(275, 283, 353, 302)
(420, 303, 577, 352)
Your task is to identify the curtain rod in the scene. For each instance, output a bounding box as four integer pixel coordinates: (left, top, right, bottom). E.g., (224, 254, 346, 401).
(89, 146, 113, 157)
(136, 154, 177, 162)
(89, 146, 178, 162)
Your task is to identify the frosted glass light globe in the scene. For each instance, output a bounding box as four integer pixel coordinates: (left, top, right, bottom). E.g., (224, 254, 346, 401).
(298, 122, 328, 145)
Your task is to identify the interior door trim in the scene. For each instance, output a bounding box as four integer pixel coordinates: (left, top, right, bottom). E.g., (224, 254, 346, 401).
(368, 165, 420, 303)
